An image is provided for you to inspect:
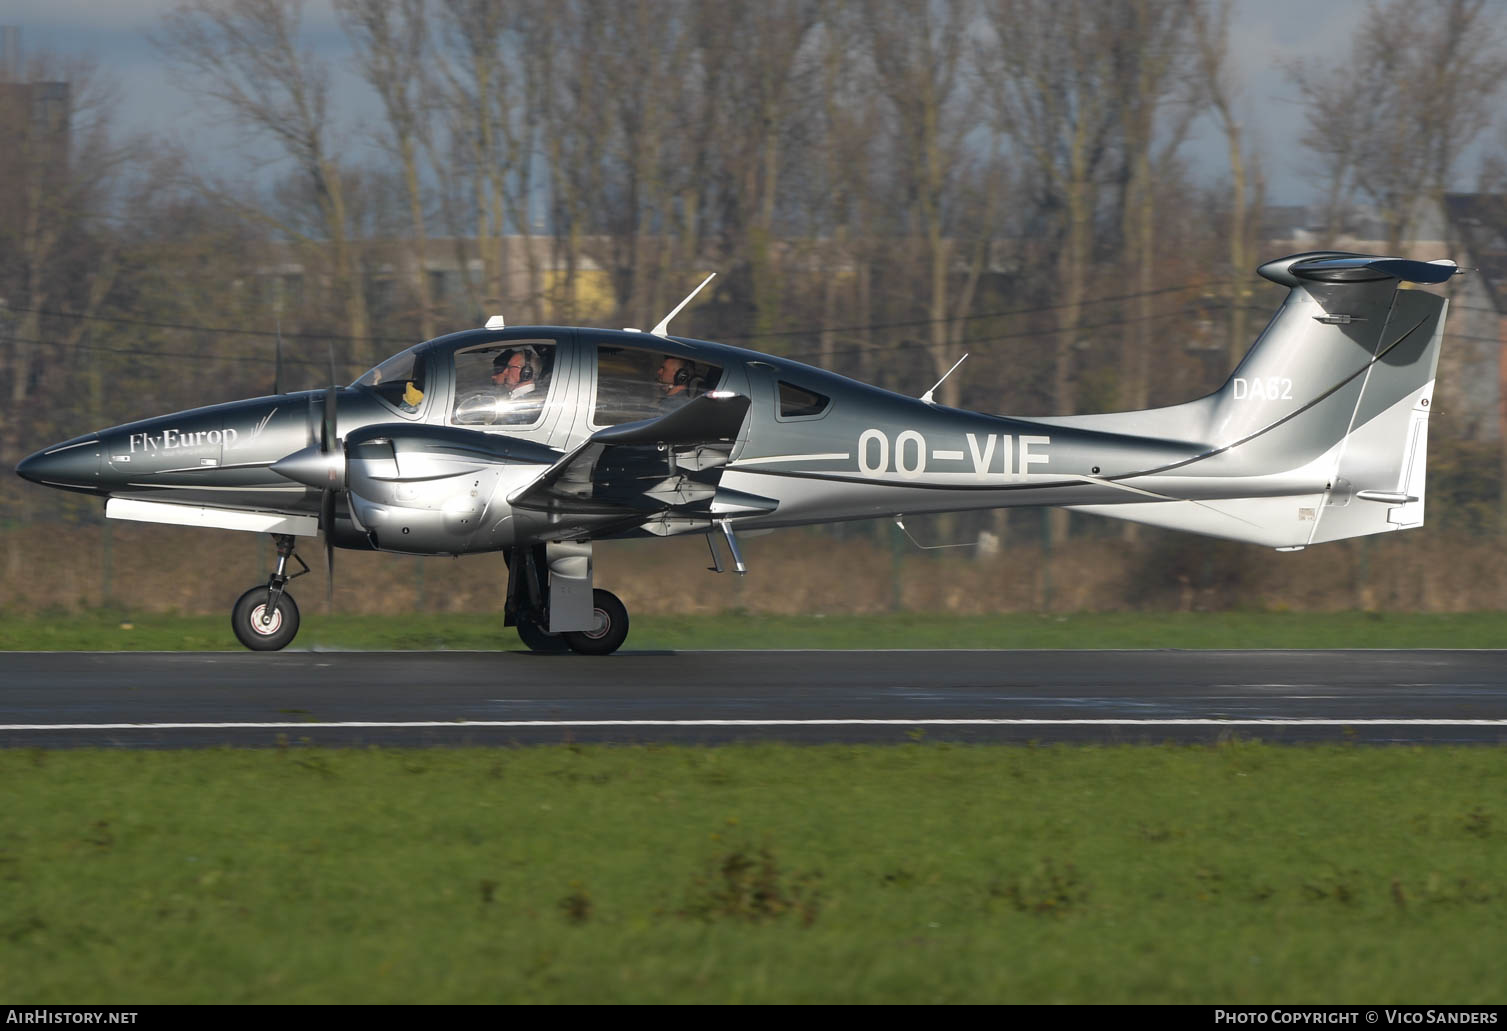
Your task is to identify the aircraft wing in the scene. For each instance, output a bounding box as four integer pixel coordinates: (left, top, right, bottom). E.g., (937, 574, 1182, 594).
(509, 393, 757, 529)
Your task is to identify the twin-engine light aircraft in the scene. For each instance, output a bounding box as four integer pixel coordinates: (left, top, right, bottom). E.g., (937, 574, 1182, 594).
(17, 252, 1458, 653)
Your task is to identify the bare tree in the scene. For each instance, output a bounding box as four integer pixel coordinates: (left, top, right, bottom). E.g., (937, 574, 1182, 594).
(1110, 0, 1196, 411)
(812, 0, 882, 376)
(154, 0, 372, 359)
(684, 1, 820, 338)
(578, 1, 697, 329)
(1187, 0, 1259, 368)
(1292, 0, 1507, 252)
(0, 55, 130, 468)
(436, 0, 567, 323)
(433, 0, 510, 316)
(861, 0, 996, 411)
(540, 2, 605, 324)
(337, 0, 437, 339)
(980, 0, 1119, 545)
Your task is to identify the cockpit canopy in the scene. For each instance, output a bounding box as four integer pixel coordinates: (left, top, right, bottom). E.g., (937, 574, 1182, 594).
(353, 329, 734, 434)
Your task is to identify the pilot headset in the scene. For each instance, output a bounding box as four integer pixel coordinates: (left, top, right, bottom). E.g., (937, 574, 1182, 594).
(673, 360, 692, 388)
(495, 347, 537, 384)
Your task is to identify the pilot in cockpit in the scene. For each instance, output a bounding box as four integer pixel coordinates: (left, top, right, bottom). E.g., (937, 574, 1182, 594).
(490, 346, 546, 423)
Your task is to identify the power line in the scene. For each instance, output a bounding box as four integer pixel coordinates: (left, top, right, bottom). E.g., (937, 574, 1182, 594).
(3, 264, 1497, 354)
(787, 305, 1266, 361)
(3, 280, 1233, 351)
(0, 335, 368, 371)
(3, 291, 1500, 371)
(717, 281, 1237, 342)
(7, 319, 1500, 372)
(0, 305, 1232, 370)
(0, 305, 416, 347)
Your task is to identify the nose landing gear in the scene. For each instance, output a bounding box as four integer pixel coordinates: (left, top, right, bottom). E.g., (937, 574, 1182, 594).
(231, 534, 308, 651)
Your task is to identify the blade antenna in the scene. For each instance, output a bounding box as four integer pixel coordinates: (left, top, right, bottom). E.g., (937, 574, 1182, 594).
(920, 354, 968, 405)
(894, 517, 977, 551)
(651, 272, 716, 338)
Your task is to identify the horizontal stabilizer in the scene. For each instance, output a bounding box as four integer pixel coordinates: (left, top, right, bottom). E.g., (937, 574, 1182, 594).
(1261, 252, 1458, 286)
(1291, 256, 1456, 284)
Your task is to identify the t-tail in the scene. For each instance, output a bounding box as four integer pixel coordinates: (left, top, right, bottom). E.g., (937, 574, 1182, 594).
(1062, 251, 1457, 549)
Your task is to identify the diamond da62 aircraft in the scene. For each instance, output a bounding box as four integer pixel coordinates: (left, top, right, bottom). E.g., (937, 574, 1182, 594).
(16, 252, 1458, 653)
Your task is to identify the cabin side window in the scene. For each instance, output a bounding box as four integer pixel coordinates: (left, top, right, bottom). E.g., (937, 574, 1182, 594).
(451, 339, 558, 427)
(777, 381, 830, 419)
(592, 344, 722, 426)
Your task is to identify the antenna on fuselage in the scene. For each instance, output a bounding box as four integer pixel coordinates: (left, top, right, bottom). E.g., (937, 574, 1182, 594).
(920, 353, 968, 405)
(649, 272, 717, 338)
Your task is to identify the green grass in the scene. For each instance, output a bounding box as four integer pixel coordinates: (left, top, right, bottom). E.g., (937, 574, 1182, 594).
(1, 608, 1506, 651)
(1, 743, 1503, 1003)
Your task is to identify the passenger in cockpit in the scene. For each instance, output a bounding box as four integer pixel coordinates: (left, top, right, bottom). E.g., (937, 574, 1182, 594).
(656, 355, 702, 409)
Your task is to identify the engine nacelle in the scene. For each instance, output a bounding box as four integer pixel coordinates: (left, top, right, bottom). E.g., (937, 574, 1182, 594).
(343, 425, 558, 555)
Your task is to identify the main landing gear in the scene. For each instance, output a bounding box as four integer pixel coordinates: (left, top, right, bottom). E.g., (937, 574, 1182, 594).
(227, 535, 632, 655)
(505, 542, 631, 655)
(232, 533, 307, 651)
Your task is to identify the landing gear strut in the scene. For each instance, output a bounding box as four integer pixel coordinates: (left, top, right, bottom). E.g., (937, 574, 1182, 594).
(505, 542, 630, 655)
(231, 534, 308, 651)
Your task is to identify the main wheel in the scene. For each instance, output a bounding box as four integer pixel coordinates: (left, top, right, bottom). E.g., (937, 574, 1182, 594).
(516, 613, 570, 653)
(232, 586, 301, 651)
(561, 589, 629, 656)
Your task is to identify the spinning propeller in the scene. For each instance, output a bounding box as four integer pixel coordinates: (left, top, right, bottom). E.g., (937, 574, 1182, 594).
(269, 370, 347, 608)
(319, 382, 341, 606)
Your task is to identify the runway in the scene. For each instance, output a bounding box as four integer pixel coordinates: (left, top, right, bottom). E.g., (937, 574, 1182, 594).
(2, 649, 1505, 747)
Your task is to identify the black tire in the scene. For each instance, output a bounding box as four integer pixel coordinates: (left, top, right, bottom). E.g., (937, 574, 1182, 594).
(516, 613, 570, 653)
(231, 586, 301, 651)
(562, 589, 629, 656)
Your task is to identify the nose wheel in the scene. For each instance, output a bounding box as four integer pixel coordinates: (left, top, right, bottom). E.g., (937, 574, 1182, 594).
(232, 586, 301, 651)
(231, 534, 308, 651)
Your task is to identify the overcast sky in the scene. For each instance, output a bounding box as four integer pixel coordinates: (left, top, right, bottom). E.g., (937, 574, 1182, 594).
(3, 0, 1489, 207)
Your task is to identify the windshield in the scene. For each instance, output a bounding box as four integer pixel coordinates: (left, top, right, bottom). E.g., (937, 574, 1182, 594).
(353, 347, 426, 413)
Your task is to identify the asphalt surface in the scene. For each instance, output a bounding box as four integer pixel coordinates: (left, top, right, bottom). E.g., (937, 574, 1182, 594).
(1, 649, 1505, 747)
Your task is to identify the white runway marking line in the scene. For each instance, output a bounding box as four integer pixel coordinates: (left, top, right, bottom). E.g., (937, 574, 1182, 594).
(2, 718, 1507, 731)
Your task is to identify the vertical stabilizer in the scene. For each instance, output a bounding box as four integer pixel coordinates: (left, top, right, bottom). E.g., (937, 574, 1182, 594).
(1066, 252, 1454, 547)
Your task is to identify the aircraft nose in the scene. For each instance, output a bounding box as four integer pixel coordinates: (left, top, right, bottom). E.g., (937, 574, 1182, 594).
(15, 438, 102, 491)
